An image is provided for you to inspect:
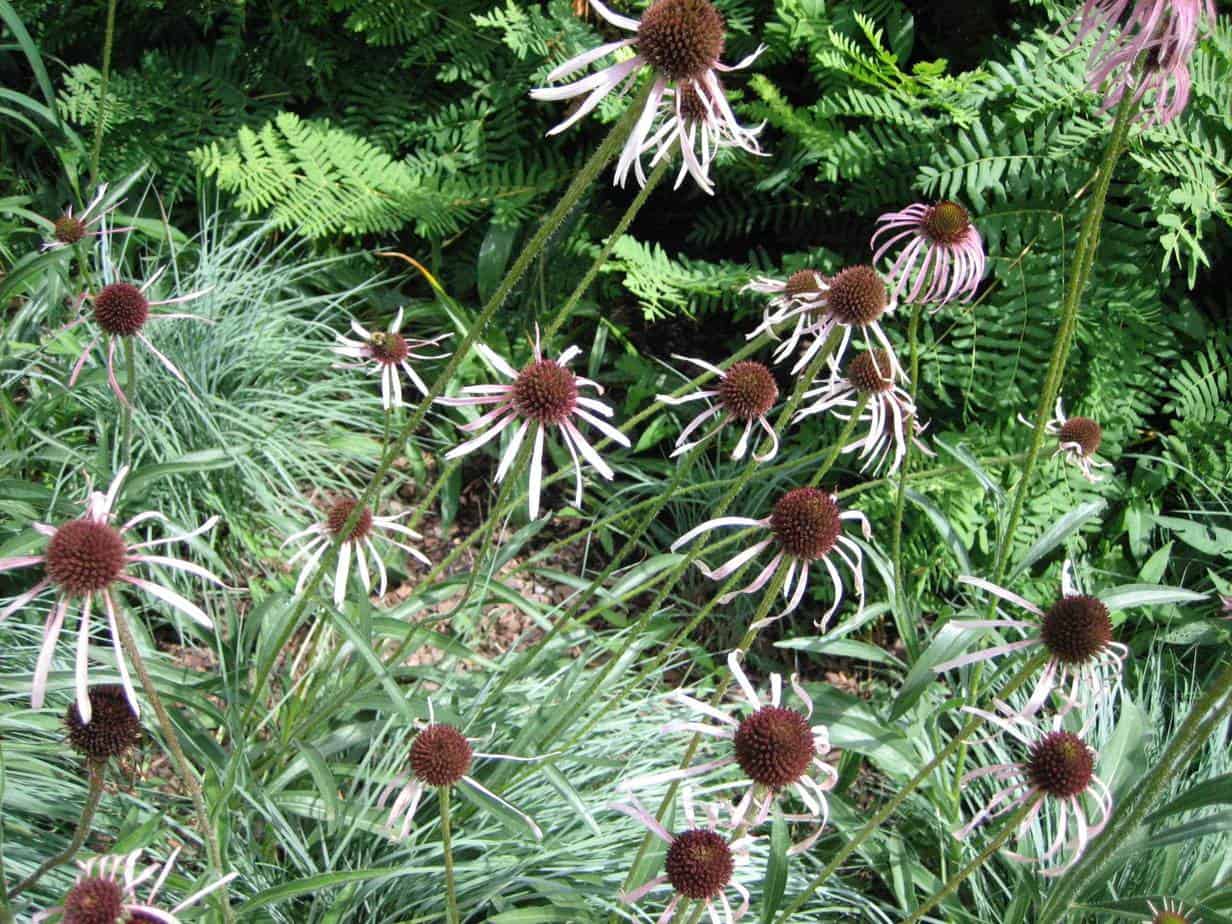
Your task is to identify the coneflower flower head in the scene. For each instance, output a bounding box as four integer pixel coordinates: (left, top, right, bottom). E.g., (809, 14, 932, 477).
(41, 184, 132, 252)
(871, 200, 985, 306)
(748, 265, 900, 376)
(1021, 398, 1113, 481)
(410, 723, 474, 787)
(530, 0, 764, 193)
(934, 563, 1128, 719)
(1074, 0, 1216, 126)
(331, 307, 450, 410)
(65, 685, 140, 763)
(93, 283, 149, 337)
(1149, 899, 1201, 924)
(658, 356, 780, 461)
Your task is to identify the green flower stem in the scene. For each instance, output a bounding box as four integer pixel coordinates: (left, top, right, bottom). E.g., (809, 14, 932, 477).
(837, 454, 1027, 502)
(122, 336, 136, 465)
(903, 793, 1044, 924)
(89, 0, 118, 184)
(987, 82, 1139, 594)
(1038, 658, 1232, 923)
(112, 611, 233, 923)
(544, 153, 673, 340)
(774, 650, 1048, 921)
(890, 303, 923, 607)
(6, 760, 105, 900)
(440, 785, 459, 924)
(242, 79, 653, 726)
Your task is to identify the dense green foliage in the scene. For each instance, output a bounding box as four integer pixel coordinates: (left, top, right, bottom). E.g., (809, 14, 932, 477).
(2, 0, 1231, 921)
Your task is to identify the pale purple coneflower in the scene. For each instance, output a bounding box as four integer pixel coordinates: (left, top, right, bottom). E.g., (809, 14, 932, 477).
(745, 264, 901, 377)
(958, 703, 1112, 877)
(611, 790, 752, 923)
(870, 200, 985, 306)
(377, 702, 543, 840)
(281, 496, 430, 608)
(1020, 397, 1113, 482)
(0, 466, 222, 723)
(41, 184, 133, 251)
(794, 348, 934, 475)
(1074, 0, 1216, 127)
(670, 487, 869, 629)
(657, 356, 779, 461)
(633, 78, 765, 195)
(618, 650, 837, 855)
(64, 265, 212, 406)
(437, 327, 630, 519)
(331, 306, 450, 410)
(1147, 899, 1202, 924)
(934, 562, 1128, 720)
(530, 0, 764, 193)
(33, 849, 238, 923)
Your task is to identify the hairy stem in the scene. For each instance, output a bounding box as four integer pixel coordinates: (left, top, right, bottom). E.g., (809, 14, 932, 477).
(6, 761, 105, 899)
(1038, 659, 1232, 923)
(113, 613, 233, 923)
(440, 786, 459, 924)
(121, 336, 136, 465)
(89, 0, 118, 184)
(890, 303, 923, 606)
(775, 651, 1047, 920)
(903, 794, 1043, 924)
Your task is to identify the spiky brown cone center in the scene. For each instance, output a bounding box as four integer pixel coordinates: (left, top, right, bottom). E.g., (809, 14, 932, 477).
(1027, 731, 1095, 799)
(325, 498, 373, 543)
(93, 282, 149, 337)
(783, 270, 825, 300)
(62, 875, 126, 924)
(512, 359, 578, 425)
(65, 685, 140, 761)
(1058, 416, 1102, 456)
(825, 265, 888, 327)
(1040, 594, 1112, 665)
(370, 331, 410, 365)
(718, 361, 777, 421)
(733, 705, 815, 788)
(637, 0, 725, 82)
(46, 519, 127, 597)
(55, 215, 88, 245)
(770, 487, 841, 561)
(664, 828, 734, 900)
(846, 349, 896, 394)
(922, 200, 972, 245)
(410, 723, 473, 786)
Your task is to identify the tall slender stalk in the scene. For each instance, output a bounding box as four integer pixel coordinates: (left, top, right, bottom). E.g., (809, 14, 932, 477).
(1038, 659, 1232, 923)
(121, 336, 136, 465)
(775, 651, 1048, 921)
(987, 86, 1139, 592)
(89, 0, 119, 184)
(112, 613, 234, 923)
(440, 786, 459, 924)
(242, 80, 653, 726)
(7, 761, 105, 899)
(890, 303, 923, 600)
(903, 794, 1043, 923)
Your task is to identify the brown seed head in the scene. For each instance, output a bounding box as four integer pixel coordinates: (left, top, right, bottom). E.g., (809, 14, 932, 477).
(783, 270, 825, 300)
(637, 0, 725, 82)
(846, 350, 896, 395)
(717, 361, 777, 421)
(55, 215, 88, 245)
(922, 200, 972, 245)
(65, 686, 141, 761)
(825, 265, 888, 327)
(62, 875, 125, 924)
(369, 331, 410, 365)
(325, 497, 373, 543)
(733, 705, 815, 788)
(93, 282, 149, 337)
(512, 359, 578, 425)
(1058, 416, 1102, 457)
(1040, 594, 1113, 665)
(1027, 731, 1095, 799)
(770, 487, 841, 561)
(664, 828, 734, 900)
(410, 723, 473, 786)
(46, 519, 127, 597)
